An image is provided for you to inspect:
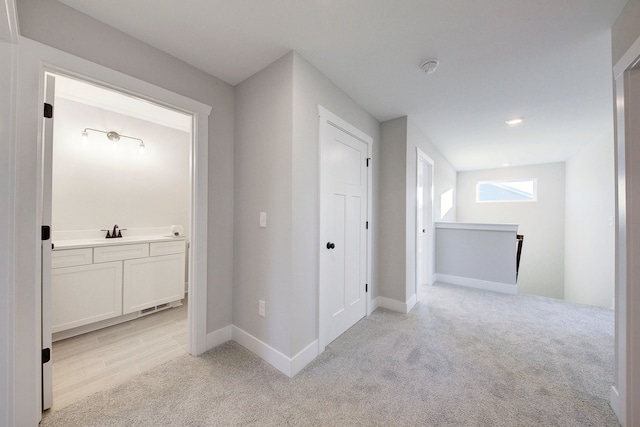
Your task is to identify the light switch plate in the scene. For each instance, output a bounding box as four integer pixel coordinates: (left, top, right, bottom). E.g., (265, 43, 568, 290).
(260, 212, 267, 228)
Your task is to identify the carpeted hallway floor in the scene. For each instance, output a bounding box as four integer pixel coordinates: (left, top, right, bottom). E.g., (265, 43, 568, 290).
(41, 283, 618, 426)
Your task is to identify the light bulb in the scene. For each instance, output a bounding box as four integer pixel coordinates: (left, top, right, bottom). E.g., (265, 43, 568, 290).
(139, 142, 145, 155)
(81, 130, 88, 146)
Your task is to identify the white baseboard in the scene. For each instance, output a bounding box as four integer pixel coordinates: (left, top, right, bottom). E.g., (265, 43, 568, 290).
(376, 295, 415, 314)
(435, 274, 517, 295)
(610, 385, 624, 425)
(369, 296, 379, 314)
(205, 325, 233, 351)
(406, 294, 417, 312)
(231, 326, 318, 377)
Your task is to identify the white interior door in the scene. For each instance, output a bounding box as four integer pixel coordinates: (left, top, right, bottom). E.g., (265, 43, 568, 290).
(41, 73, 55, 411)
(319, 112, 369, 349)
(416, 149, 434, 292)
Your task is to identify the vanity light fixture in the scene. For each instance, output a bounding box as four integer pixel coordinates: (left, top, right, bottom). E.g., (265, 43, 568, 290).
(81, 128, 146, 154)
(505, 117, 524, 126)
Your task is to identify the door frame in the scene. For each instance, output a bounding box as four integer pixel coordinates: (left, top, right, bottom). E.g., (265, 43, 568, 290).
(415, 147, 435, 296)
(611, 33, 640, 427)
(16, 37, 211, 422)
(318, 105, 373, 352)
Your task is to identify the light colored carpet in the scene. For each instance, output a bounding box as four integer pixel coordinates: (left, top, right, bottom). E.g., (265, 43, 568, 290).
(41, 283, 618, 426)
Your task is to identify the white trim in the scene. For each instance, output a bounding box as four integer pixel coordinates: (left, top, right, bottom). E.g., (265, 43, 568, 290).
(232, 326, 319, 377)
(376, 295, 417, 314)
(434, 222, 519, 232)
(15, 37, 211, 424)
(434, 273, 518, 295)
(612, 31, 640, 427)
(0, 38, 17, 427)
(318, 106, 374, 350)
(415, 148, 435, 297)
(0, 0, 19, 43)
(611, 385, 622, 422)
(370, 296, 380, 312)
(206, 325, 233, 350)
(614, 35, 640, 78)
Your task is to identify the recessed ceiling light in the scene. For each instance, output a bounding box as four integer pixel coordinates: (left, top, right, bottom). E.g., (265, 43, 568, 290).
(506, 117, 524, 125)
(420, 59, 439, 74)
(502, 163, 510, 167)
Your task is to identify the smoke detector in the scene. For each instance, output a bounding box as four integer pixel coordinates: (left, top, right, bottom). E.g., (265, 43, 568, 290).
(420, 59, 439, 74)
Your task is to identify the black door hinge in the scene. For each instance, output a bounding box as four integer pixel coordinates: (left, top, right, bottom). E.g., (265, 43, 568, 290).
(366, 221, 369, 230)
(44, 103, 53, 119)
(365, 283, 368, 293)
(42, 348, 51, 364)
(366, 158, 371, 167)
(41, 225, 50, 241)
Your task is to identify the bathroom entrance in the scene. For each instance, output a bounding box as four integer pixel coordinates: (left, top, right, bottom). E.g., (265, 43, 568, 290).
(41, 72, 196, 411)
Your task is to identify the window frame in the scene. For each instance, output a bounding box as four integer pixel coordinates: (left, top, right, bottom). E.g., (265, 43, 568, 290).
(475, 178, 538, 203)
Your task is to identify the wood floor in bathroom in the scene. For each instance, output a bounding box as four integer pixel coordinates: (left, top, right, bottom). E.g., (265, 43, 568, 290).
(50, 300, 188, 411)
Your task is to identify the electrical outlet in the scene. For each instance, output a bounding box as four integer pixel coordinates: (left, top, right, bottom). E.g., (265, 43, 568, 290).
(260, 212, 267, 228)
(259, 300, 266, 317)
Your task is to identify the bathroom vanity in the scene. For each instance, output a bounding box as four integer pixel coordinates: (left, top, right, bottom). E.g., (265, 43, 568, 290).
(51, 236, 186, 339)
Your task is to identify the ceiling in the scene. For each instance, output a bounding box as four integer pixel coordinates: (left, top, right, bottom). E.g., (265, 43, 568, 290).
(55, 76, 193, 133)
(57, 0, 628, 171)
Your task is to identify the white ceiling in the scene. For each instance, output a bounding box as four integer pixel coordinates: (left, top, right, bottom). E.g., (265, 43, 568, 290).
(57, 0, 628, 171)
(55, 76, 192, 133)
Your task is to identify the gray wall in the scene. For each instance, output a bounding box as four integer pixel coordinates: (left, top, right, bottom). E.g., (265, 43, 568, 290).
(291, 52, 380, 353)
(234, 51, 380, 357)
(435, 227, 517, 285)
(234, 52, 294, 356)
(16, 0, 235, 336)
(0, 39, 16, 427)
(405, 118, 457, 299)
(379, 116, 457, 303)
(564, 139, 615, 308)
(456, 163, 566, 300)
(379, 117, 408, 302)
(612, 0, 640, 65)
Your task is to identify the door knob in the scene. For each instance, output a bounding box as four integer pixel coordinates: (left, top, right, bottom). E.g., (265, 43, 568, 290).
(326, 242, 335, 250)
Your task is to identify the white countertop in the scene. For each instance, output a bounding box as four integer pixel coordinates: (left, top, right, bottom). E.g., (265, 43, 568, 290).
(434, 222, 519, 232)
(53, 235, 187, 250)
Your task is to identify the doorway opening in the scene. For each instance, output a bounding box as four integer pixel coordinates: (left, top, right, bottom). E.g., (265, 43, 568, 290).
(42, 73, 194, 411)
(416, 148, 434, 300)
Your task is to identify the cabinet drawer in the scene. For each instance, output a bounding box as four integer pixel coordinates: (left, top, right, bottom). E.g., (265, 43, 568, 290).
(94, 243, 149, 263)
(51, 248, 92, 269)
(150, 240, 186, 256)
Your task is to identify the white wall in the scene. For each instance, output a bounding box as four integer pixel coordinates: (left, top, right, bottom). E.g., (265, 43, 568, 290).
(456, 163, 566, 299)
(564, 139, 615, 308)
(52, 98, 190, 237)
(379, 116, 457, 304)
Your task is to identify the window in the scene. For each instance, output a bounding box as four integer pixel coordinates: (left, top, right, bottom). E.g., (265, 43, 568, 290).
(476, 179, 537, 203)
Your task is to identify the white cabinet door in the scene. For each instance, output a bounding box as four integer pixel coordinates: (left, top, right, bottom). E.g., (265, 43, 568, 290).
(51, 261, 123, 333)
(123, 253, 185, 314)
